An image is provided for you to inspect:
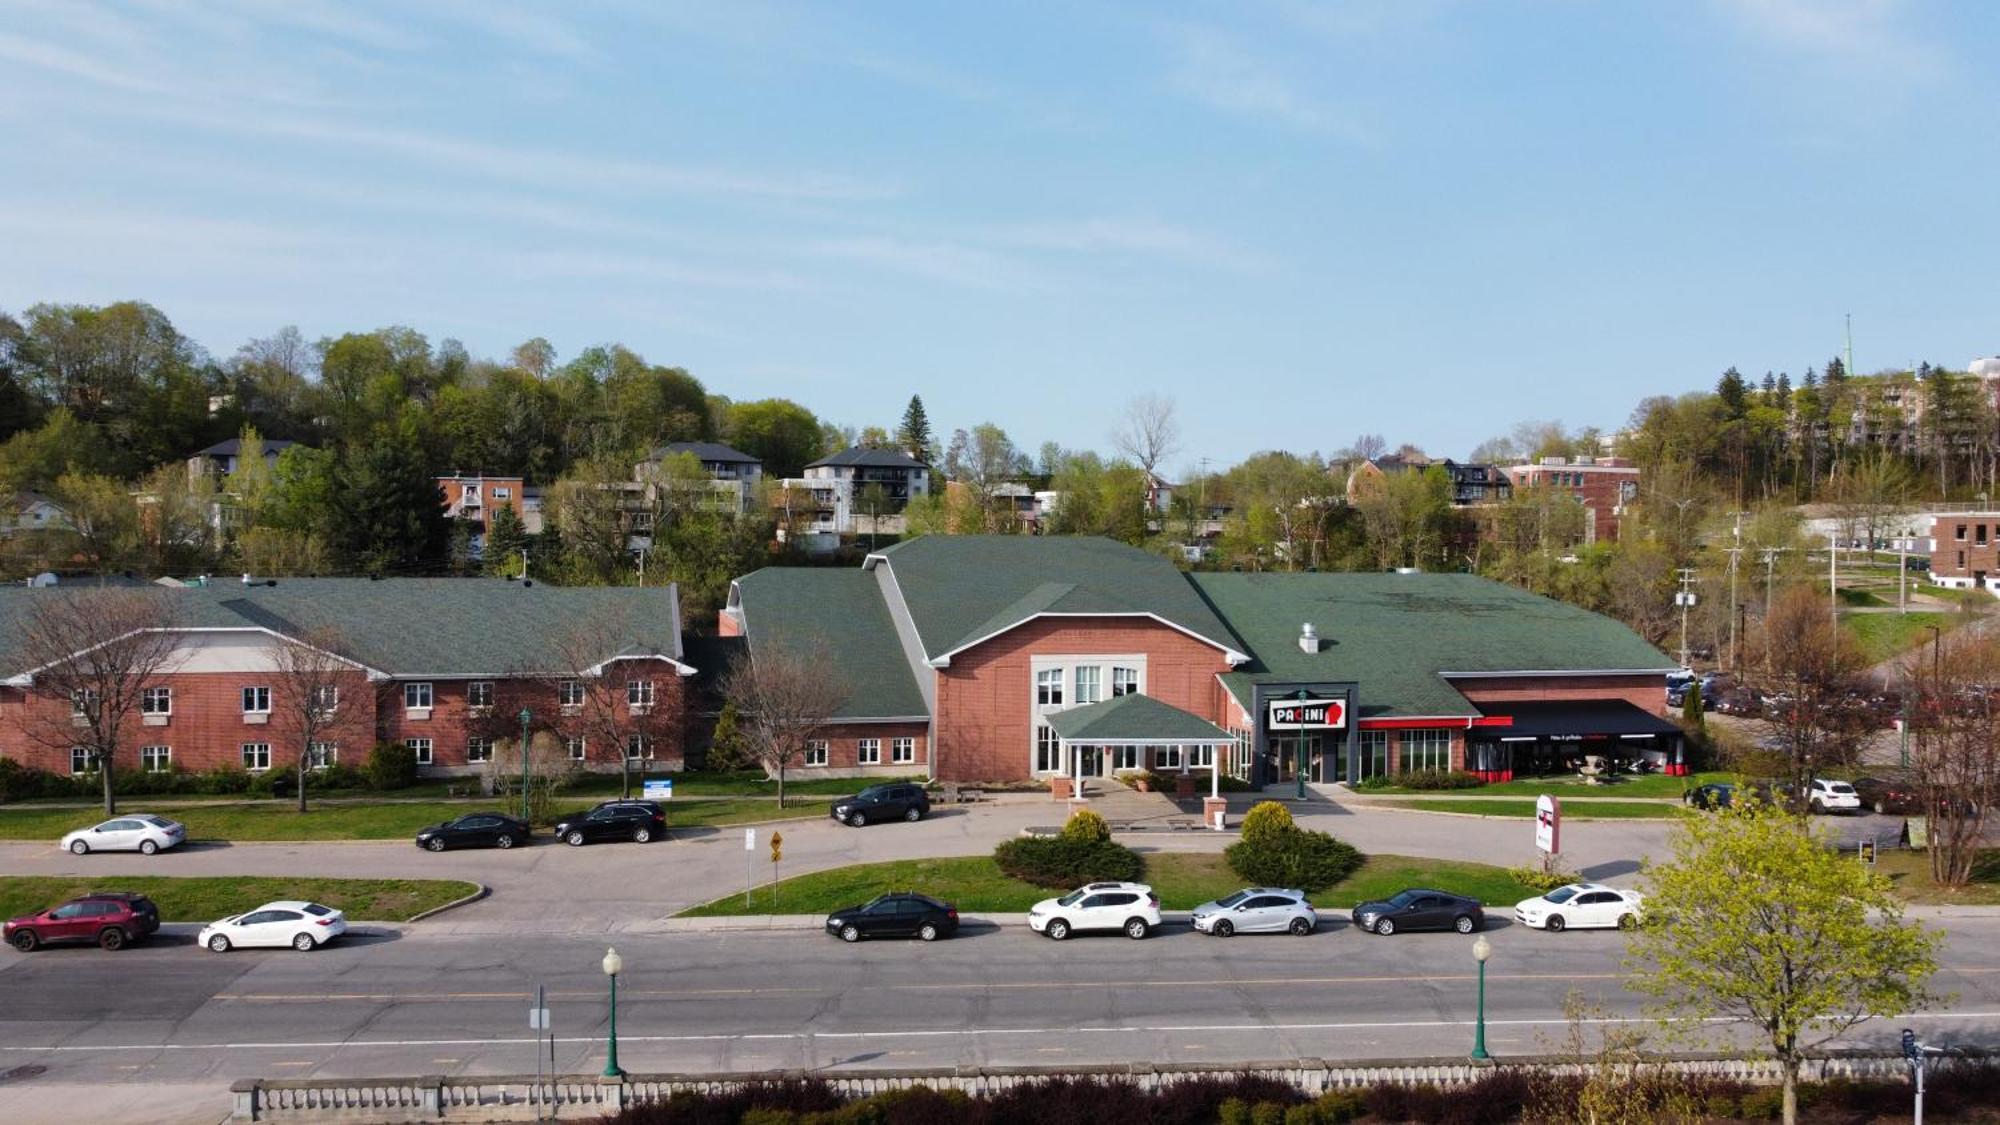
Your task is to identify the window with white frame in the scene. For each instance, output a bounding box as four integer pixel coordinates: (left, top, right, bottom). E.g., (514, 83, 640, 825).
(241, 686, 270, 714)
(466, 681, 494, 709)
(625, 734, 650, 760)
(493, 486, 511, 500)
(566, 736, 586, 761)
(1156, 745, 1183, 770)
(857, 738, 881, 765)
(891, 737, 915, 764)
(466, 737, 491, 763)
(627, 679, 655, 709)
(242, 742, 271, 771)
(403, 682, 433, 711)
(1035, 667, 1063, 706)
(1074, 666, 1102, 705)
(141, 686, 171, 715)
(804, 740, 828, 767)
(308, 742, 338, 769)
(1111, 667, 1140, 697)
(405, 737, 433, 765)
(140, 745, 171, 772)
(1188, 744, 1215, 769)
(70, 746, 94, 774)
(1398, 728, 1452, 773)
(559, 680, 585, 708)
(71, 688, 100, 717)
(1034, 727, 1061, 773)
(1109, 745, 1139, 771)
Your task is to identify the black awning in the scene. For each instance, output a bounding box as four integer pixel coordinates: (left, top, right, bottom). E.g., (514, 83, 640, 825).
(1472, 700, 1681, 741)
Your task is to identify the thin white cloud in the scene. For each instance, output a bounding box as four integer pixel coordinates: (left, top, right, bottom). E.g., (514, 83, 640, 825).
(804, 236, 1029, 290)
(428, 0, 596, 62)
(0, 31, 164, 92)
(1716, 0, 1944, 71)
(1157, 22, 1371, 142)
(209, 0, 425, 53)
(994, 218, 1271, 273)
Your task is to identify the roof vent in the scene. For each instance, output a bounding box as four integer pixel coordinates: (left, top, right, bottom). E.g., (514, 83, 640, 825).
(241, 573, 253, 585)
(1299, 622, 1320, 654)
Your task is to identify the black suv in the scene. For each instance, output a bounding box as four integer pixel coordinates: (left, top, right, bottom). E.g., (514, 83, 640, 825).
(554, 801, 667, 846)
(824, 893, 959, 943)
(830, 783, 930, 827)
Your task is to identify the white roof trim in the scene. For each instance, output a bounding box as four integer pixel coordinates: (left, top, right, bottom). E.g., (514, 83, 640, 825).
(927, 612, 1249, 668)
(1056, 736, 1234, 746)
(1440, 668, 1676, 678)
(4, 625, 390, 686)
(584, 652, 699, 678)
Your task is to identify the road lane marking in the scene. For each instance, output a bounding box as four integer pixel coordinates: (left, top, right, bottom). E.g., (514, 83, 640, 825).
(5, 1012, 1998, 1054)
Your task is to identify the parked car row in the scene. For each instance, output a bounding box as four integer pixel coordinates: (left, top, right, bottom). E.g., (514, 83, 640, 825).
(5, 892, 343, 954)
(415, 801, 668, 851)
(1683, 777, 1869, 815)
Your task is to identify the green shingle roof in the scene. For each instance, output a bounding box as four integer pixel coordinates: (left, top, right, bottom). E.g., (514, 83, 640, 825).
(1190, 571, 1674, 720)
(1046, 693, 1234, 744)
(868, 536, 1244, 663)
(730, 567, 927, 720)
(0, 579, 686, 679)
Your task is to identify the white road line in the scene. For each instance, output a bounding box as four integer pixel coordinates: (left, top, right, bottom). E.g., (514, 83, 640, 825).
(3, 1012, 1997, 1055)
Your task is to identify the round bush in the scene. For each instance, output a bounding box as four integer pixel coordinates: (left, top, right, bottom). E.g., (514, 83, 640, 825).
(366, 741, 419, 790)
(1060, 808, 1111, 844)
(1225, 827, 1362, 891)
(993, 835, 1143, 888)
(1239, 800, 1296, 847)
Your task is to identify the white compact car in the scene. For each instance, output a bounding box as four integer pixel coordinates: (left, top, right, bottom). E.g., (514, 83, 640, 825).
(1805, 777, 1862, 815)
(59, 814, 185, 856)
(1513, 883, 1644, 932)
(199, 901, 347, 952)
(1027, 881, 1161, 940)
(1189, 887, 1318, 937)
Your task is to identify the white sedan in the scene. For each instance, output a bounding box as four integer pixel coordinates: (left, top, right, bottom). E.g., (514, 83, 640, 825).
(59, 814, 185, 856)
(199, 901, 348, 952)
(1513, 883, 1644, 932)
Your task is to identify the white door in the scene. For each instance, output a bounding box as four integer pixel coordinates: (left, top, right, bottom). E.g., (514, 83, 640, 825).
(1572, 891, 1620, 928)
(96, 819, 141, 850)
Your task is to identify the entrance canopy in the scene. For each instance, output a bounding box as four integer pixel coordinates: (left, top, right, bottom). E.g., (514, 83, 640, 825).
(1468, 699, 1688, 780)
(1047, 693, 1234, 745)
(1478, 700, 1682, 741)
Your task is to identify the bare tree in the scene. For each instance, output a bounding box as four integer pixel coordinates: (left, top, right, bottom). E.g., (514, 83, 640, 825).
(720, 639, 846, 808)
(1747, 587, 1871, 798)
(1903, 632, 2000, 887)
(12, 588, 181, 815)
(541, 612, 685, 802)
(1112, 394, 1180, 476)
(269, 624, 367, 813)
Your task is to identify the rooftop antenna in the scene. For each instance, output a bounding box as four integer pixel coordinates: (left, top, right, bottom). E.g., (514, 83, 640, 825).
(1845, 313, 1855, 378)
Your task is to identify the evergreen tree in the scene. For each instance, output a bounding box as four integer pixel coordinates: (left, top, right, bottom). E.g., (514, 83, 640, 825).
(484, 504, 528, 576)
(895, 395, 933, 461)
(1715, 368, 1749, 418)
(334, 437, 449, 574)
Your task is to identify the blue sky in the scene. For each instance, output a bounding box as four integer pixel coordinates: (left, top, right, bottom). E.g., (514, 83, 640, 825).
(3, 1, 1995, 470)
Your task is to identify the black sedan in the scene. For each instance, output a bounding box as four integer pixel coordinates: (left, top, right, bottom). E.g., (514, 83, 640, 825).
(1351, 889, 1484, 935)
(1683, 782, 1737, 810)
(829, 783, 930, 827)
(824, 893, 959, 942)
(414, 813, 532, 852)
(553, 800, 667, 846)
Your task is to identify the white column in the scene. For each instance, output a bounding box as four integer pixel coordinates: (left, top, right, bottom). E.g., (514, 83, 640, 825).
(1210, 745, 1219, 798)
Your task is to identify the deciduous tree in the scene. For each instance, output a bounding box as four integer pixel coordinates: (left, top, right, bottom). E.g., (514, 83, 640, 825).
(269, 624, 366, 813)
(1903, 630, 2000, 886)
(721, 639, 846, 808)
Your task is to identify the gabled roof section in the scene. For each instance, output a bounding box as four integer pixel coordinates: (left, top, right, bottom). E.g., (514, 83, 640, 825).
(192, 438, 300, 457)
(806, 447, 927, 470)
(1047, 693, 1234, 745)
(1192, 571, 1674, 720)
(653, 441, 761, 465)
(864, 536, 1246, 665)
(729, 567, 927, 720)
(0, 579, 687, 680)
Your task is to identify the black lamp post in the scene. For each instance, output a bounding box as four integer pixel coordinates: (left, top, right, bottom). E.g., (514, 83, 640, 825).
(518, 707, 533, 821)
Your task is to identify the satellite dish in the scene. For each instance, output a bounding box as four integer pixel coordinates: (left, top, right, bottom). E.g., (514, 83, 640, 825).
(29, 572, 58, 587)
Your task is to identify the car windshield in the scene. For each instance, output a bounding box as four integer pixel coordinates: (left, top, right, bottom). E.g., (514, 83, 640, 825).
(141, 816, 173, 827)
(1387, 890, 1420, 907)
(1542, 887, 1580, 903)
(1057, 889, 1088, 907)
(1827, 782, 1856, 794)
(1216, 890, 1250, 908)
(858, 786, 890, 799)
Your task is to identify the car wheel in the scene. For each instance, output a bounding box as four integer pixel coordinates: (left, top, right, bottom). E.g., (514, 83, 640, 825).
(1617, 913, 1638, 931)
(207, 934, 231, 953)
(1545, 914, 1566, 933)
(1455, 915, 1479, 934)
(138, 839, 158, 856)
(69, 840, 89, 856)
(1125, 918, 1150, 940)
(427, 837, 447, 852)
(1289, 917, 1313, 936)
(292, 932, 316, 952)
(495, 834, 514, 850)
(904, 807, 921, 823)
(98, 927, 126, 951)
(1810, 799, 1825, 815)
(11, 930, 39, 952)
(1373, 918, 1396, 936)
(1212, 919, 1234, 938)
(566, 830, 586, 847)
(848, 812, 867, 827)
(918, 923, 940, 942)
(1046, 919, 1070, 941)
(1874, 800, 1888, 815)
(840, 925, 861, 943)
(633, 827, 652, 844)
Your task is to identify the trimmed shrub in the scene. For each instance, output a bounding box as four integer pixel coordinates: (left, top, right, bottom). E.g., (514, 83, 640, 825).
(993, 835, 1142, 888)
(1059, 808, 1111, 844)
(1239, 800, 1295, 846)
(366, 741, 419, 790)
(196, 766, 252, 794)
(1507, 864, 1582, 893)
(316, 763, 369, 792)
(1351, 774, 1393, 791)
(1395, 769, 1484, 790)
(1225, 826, 1362, 891)
(1313, 1088, 1368, 1123)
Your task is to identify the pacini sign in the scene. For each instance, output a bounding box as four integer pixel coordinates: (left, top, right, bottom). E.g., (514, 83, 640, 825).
(1267, 698, 1345, 730)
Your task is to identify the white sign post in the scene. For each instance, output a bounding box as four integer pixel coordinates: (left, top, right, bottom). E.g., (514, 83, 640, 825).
(743, 828, 756, 907)
(1535, 794, 1561, 856)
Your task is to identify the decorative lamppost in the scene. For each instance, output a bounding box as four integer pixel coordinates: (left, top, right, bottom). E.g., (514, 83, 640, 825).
(601, 945, 625, 1078)
(1470, 934, 1493, 1060)
(518, 707, 533, 821)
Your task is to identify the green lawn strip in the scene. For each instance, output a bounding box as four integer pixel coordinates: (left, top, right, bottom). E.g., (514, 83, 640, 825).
(678, 852, 1543, 917)
(1840, 610, 1954, 665)
(0, 875, 477, 923)
(1360, 771, 1728, 799)
(1875, 849, 2000, 907)
(1384, 799, 1686, 819)
(0, 798, 814, 842)
(5, 772, 904, 808)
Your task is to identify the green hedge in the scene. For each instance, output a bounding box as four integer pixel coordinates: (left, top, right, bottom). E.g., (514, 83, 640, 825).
(365, 742, 419, 791)
(992, 836, 1143, 888)
(1225, 827, 1362, 892)
(1394, 769, 1485, 790)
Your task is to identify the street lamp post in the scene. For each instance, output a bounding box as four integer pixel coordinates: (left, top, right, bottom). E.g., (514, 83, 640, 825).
(1470, 934, 1493, 1060)
(601, 946, 624, 1078)
(518, 708, 533, 822)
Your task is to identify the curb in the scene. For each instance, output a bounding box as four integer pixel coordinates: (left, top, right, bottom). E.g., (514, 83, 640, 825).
(1361, 804, 1683, 822)
(407, 882, 490, 922)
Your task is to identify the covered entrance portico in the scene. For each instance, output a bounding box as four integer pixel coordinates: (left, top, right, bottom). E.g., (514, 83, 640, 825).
(1466, 700, 1688, 781)
(1047, 694, 1237, 824)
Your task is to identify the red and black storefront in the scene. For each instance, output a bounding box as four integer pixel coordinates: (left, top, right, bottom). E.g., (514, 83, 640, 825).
(1463, 700, 1690, 782)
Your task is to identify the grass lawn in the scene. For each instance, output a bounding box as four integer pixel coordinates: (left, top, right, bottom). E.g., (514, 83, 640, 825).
(1841, 611, 1953, 665)
(1360, 770, 1728, 799)
(0, 797, 815, 842)
(4, 771, 907, 808)
(0, 875, 477, 922)
(678, 852, 1545, 917)
(1876, 849, 2000, 906)
(1385, 799, 1686, 819)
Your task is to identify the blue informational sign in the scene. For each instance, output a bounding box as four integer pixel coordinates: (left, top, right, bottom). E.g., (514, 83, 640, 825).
(643, 778, 673, 800)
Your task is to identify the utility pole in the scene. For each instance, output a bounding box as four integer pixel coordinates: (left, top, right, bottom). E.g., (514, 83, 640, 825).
(1726, 514, 1744, 672)
(636, 547, 646, 587)
(520, 547, 530, 582)
(1675, 567, 1699, 670)
(1761, 546, 1788, 610)
(1829, 530, 1840, 625)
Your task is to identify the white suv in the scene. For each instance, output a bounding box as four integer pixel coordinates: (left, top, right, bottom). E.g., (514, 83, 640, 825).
(1806, 777, 1862, 815)
(1027, 881, 1161, 940)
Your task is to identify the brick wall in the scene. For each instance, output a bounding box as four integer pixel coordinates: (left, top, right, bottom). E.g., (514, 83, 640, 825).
(792, 721, 929, 779)
(1930, 515, 2000, 586)
(1450, 673, 1667, 715)
(933, 616, 1235, 783)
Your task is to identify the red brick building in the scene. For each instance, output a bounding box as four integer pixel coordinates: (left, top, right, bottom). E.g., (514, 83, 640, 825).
(724, 536, 1683, 787)
(1503, 456, 1641, 544)
(0, 578, 692, 780)
(1928, 511, 2000, 594)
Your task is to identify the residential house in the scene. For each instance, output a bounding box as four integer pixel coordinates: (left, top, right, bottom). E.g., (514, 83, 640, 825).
(1346, 456, 1511, 507)
(1502, 456, 1640, 544)
(0, 492, 71, 538)
(438, 473, 543, 558)
(187, 437, 299, 483)
(637, 442, 764, 515)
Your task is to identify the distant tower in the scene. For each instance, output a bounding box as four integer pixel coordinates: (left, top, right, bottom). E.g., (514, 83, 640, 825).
(1845, 313, 1855, 378)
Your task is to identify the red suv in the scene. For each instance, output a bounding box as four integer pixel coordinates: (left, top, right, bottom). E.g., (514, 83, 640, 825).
(5, 892, 161, 951)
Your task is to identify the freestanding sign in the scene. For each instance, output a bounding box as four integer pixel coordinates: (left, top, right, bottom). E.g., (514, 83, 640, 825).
(643, 778, 674, 801)
(1267, 697, 1346, 730)
(1535, 794, 1561, 855)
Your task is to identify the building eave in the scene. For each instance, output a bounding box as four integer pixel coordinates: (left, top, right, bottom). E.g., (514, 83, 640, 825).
(926, 611, 1250, 669)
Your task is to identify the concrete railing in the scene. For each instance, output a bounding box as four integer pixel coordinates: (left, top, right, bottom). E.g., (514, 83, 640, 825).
(230, 1051, 1952, 1121)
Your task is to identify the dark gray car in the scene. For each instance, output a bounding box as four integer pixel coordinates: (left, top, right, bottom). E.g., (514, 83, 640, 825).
(830, 783, 930, 826)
